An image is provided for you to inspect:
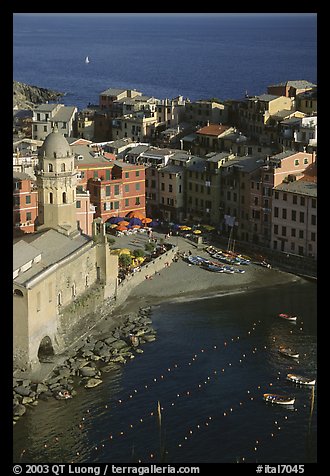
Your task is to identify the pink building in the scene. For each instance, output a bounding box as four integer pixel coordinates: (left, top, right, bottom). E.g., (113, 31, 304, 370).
(271, 170, 317, 258)
(249, 151, 315, 246)
(76, 188, 95, 236)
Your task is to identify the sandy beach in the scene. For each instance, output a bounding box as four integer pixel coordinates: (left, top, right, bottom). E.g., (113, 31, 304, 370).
(104, 232, 303, 318)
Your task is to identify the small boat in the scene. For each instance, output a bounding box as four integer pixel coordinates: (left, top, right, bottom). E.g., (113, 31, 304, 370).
(279, 347, 299, 359)
(85, 56, 90, 64)
(56, 390, 72, 400)
(263, 393, 295, 405)
(287, 374, 316, 386)
(129, 334, 140, 347)
(278, 313, 297, 321)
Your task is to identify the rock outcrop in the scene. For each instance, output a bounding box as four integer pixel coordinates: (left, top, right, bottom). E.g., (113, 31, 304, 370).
(13, 80, 64, 110)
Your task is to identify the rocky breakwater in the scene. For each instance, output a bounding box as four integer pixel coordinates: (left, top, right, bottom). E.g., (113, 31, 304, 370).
(13, 307, 156, 424)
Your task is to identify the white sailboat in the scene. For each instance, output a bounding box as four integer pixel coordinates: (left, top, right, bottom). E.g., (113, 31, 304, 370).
(85, 56, 90, 64)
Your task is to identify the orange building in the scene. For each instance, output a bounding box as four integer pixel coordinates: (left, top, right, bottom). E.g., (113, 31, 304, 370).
(87, 161, 146, 222)
(13, 172, 38, 235)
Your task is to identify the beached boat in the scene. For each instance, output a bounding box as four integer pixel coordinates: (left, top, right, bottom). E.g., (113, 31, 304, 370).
(279, 347, 299, 359)
(263, 393, 295, 405)
(187, 255, 209, 266)
(278, 313, 297, 321)
(202, 263, 225, 273)
(56, 390, 72, 400)
(287, 374, 316, 386)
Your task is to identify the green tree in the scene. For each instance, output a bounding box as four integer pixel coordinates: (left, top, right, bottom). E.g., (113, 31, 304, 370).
(119, 254, 132, 268)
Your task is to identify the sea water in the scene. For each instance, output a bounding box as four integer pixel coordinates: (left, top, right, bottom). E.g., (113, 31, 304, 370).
(13, 281, 317, 463)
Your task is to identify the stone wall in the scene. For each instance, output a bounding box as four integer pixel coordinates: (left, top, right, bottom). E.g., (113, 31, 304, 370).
(116, 245, 178, 306)
(57, 245, 178, 350)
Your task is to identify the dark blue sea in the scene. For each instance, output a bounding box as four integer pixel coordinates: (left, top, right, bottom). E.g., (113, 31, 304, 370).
(13, 13, 317, 465)
(13, 281, 317, 464)
(13, 13, 317, 109)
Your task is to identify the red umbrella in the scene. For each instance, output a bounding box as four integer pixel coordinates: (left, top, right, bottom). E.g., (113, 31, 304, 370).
(126, 210, 145, 219)
(116, 225, 128, 231)
(141, 217, 152, 224)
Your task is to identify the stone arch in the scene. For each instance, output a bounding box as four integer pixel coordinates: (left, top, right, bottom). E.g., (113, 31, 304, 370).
(13, 288, 24, 297)
(37, 336, 55, 363)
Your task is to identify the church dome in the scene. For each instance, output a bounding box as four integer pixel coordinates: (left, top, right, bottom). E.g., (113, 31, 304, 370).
(39, 127, 72, 159)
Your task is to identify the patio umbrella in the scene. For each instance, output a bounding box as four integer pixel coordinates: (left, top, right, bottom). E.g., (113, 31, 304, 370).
(126, 210, 145, 219)
(149, 220, 159, 227)
(129, 217, 143, 226)
(141, 217, 152, 224)
(116, 225, 128, 231)
(131, 225, 141, 229)
(118, 220, 130, 226)
(107, 216, 124, 224)
(193, 229, 202, 234)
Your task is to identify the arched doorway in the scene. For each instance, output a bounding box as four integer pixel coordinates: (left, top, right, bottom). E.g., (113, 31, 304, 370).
(37, 336, 55, 363)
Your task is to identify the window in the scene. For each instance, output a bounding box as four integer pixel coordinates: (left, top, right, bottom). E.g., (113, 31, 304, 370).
(311, 214, 316, 226)
(125, 172, 129, 178)
(63, 192, 67, 204)
(26, 212, 32, 221)
(161, 183, 165, 191)
(135, 183, 140, 191)
(125, 184, 129, 193)
(274, 224, 278, 234)
(61, 163, 66, 172)
(282, 208, 287, 219)
(311, 199, 316, 208)
(291, 210, 296, 221)
(293, 195, 297, 205)
(48, 164, 53, 172)
(106, 169, 111, 180)
(106, 186, 111, 196)
(169, 184, 173, 193)
(76, 200, 81, 208)
(281, 226, 286, 237)
(291, 228, 296, 237)
(294, 159, 299, 166)
(26, 195, 31, 204)
(135, 197, 140, 205)
(125, 198, 129, 206)
(114, 185, 120, 195)
(136, 171, 140, 177)
(283, 193, 287, 201)
(300, 197, 305, 206)
(37, 292, 41, 312)
(299, 230, 304, 239)
(299, 212, 305, 223)
(48, 283, 53, 302)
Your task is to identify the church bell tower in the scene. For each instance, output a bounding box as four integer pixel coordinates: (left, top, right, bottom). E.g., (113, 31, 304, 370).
(36, 127, 78, 236)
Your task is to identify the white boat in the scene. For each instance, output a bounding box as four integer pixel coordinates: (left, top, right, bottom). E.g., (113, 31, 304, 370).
(278, 313, 297, 322)
(279, 346, 299, 359)
(85, 56, 90, 64)
(263, 393, 295, 405)
(287, 374, 316, 386)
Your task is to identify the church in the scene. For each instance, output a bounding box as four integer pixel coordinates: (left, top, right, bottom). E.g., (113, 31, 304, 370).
(13, 128, 118, 371)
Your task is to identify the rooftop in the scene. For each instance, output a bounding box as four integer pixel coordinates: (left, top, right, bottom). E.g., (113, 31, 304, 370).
(13, 229, 92, 286)
(275, 179, 317, 197)
(196, 124, 230, 136)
